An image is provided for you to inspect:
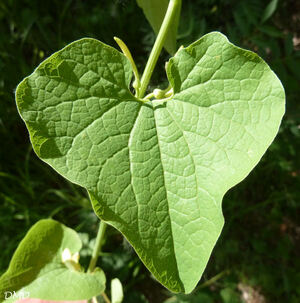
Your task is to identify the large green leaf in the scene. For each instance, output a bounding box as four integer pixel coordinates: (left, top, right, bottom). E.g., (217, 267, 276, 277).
(15, 32, 285, 293)
(136, 0, 181, 55)
(0, 219, 105, 302)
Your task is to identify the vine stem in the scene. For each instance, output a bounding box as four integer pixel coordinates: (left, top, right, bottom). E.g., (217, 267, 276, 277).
(138, 0, 181, 98)
(88, 220, 107, 273)
(197, 270, 229, 290)
(102, 292, 111, 303)
(88, 221, 110, 303)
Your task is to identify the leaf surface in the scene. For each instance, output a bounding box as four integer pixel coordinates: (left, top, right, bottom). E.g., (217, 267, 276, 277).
(136, 0, 180, 55)
(0, 219, 105, 302)
(15, 33, 285, 293)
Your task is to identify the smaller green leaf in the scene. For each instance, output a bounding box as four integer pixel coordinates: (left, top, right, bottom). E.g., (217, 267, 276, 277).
(111, 278, 123, 303)
(0, 219, 105, 302)
(136, 0, 181, 55)
(261, 0, 278, 23)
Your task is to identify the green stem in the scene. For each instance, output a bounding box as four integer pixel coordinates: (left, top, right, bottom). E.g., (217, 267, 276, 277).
(88, 220, 107, 273)
(138, 0, 181, 98)
(102, 292, 111, 303)
(197, 270, 229, 290)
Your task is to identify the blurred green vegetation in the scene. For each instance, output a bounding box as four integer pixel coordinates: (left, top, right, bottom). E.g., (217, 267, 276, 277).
(0, 0, 299, 302)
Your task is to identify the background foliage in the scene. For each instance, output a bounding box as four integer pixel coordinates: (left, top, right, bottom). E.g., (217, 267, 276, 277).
(0, 0, 299, 302)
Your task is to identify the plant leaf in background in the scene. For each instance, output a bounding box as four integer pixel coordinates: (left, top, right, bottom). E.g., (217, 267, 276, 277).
(0, 219, 106, 302)
(136, 0, 181, 55)
(111, 278, 123, 303)
(15, 32, 285, 293)
(261, 0, 279, 23)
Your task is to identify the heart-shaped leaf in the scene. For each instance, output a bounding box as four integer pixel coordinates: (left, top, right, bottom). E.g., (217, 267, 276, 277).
(15, 32, 285, 293)
(0, 219, 105, 302)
